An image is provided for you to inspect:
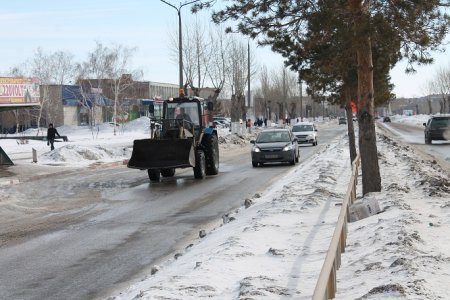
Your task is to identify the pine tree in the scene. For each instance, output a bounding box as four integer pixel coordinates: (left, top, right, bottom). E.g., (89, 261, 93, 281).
(195, 0, 450, 195)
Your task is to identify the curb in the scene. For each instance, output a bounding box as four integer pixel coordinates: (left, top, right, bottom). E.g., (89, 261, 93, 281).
(0, 178, 20, 186)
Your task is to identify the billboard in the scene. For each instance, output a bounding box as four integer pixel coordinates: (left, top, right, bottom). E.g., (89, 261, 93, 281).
(0, 77, 40, 108)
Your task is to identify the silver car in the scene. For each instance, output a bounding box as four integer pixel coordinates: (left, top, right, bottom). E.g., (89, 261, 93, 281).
(250, 129, 299, 167)
(292, 122, 318, 146)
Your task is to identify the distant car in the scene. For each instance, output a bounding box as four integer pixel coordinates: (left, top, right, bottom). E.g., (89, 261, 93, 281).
(423, 115, 450, 144)
(213, 120, 229, 128)
(213, 117, 230, 127)
(292, 122, 318, 146)
(250, 129, 299, 167)
(383, 116, 391, 122)
(338, 117, 347, 125)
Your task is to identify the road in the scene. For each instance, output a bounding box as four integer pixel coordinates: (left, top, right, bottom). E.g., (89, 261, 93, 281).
(0, 124, 345, 300)
(377, 120, 450, 175)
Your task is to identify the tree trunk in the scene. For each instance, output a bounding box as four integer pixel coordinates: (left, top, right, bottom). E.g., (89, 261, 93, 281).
(356, 36, 381, 194)
(350, 0, 382, 195)
(344, 87, 357, 165)
(230, 94, 240, 122)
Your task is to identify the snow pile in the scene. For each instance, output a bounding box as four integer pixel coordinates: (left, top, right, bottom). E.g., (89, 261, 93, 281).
(336, 132, 450, 299)
(110, 125, 450, 300)
(39, 144, 132, 165)
(390, 114, 431, 127)
(2, 116, 449, 299)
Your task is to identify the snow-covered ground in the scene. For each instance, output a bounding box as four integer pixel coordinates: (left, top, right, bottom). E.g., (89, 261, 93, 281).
(1, 116, 449, 299)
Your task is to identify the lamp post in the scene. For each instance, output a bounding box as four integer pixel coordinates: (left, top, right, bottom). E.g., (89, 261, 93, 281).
(298, 70, 303, 122)
(160, 0, 200, 95)
(247, 39, 251, 121)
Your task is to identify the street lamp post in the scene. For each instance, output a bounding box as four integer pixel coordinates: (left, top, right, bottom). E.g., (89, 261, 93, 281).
(160, 0, 200, 95)
(298, 70, 303, 122)
(247, 39, 251, 121)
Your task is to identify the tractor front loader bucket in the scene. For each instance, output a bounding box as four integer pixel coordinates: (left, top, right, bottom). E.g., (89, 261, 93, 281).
(127, 138, 195, 170)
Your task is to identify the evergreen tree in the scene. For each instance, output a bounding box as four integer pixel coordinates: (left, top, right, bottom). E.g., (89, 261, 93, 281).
(194, 0, 450, 195)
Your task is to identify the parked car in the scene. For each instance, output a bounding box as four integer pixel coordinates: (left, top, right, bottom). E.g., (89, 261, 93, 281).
(383, 116, 391, 122)
(338, 117, 347, 125)
(423, 115, 450, 144)
(292, 122, 318, 146)
(250, 129, 299, 167)
(213, 120, 229, 128)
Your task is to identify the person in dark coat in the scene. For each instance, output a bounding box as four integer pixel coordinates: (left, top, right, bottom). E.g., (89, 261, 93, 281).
(47, 123, 61, 150)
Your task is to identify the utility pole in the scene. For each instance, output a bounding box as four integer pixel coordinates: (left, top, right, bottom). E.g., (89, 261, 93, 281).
(247, 39, 251, 121)
(160, 0, 200, 95)
(299, 70, 303, 122)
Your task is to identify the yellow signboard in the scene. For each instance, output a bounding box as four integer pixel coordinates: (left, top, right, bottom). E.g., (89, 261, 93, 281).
(0, 77, 40, 106)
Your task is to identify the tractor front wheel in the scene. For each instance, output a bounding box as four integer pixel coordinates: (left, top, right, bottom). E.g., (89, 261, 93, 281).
(194, 150, 206, 179)
(205, 134, 219, 175)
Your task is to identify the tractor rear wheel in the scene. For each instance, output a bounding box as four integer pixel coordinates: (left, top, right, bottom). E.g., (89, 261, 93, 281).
(205, 134, 219, 175)
(193, 150, 206, 179)
(148, 169, 161, 182)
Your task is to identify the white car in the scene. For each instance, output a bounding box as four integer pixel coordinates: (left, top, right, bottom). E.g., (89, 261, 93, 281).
(292, 122, 318, 146)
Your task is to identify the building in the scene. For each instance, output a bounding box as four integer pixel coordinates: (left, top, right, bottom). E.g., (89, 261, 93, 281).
(0, 75, 223, 132)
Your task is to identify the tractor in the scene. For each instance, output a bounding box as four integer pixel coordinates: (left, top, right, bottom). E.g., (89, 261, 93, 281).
(127, 96, 219, 182)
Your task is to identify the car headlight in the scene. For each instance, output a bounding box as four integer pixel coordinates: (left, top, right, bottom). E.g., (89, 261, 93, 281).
(283, 144, 293, 151)
(252, 146, 261, 153)
(307, 134, 313, 139)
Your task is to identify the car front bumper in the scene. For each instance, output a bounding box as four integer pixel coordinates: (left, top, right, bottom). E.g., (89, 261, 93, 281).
(251, 149, 295, 164)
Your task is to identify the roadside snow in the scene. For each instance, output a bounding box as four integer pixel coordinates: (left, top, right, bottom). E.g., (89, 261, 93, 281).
(112, 131, 352, 300)
(1, 116, 449, 299)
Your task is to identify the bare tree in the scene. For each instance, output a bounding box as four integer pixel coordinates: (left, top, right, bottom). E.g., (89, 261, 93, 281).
(205, 25, 229, 110)
(106, 44, 143, 135)
(226, 39, 250, 122)
(258, 66, 271, 121)
(423, 80, 437, 114)
(76, 42, 143, 135)
(9, 48, 75, 134)
(169, 18, 209, 96)
(434, 65, 450, 114)
(76, 42, 116, 128)
(262, 66, 299, 122)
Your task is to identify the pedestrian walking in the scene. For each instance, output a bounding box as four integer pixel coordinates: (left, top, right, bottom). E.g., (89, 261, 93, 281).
(47, 123, 61, 151)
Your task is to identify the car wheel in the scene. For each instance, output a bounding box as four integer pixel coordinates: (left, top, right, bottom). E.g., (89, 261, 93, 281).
(425, 135, 432, 144)
(290, 153, 296, 165)
(148, 169, 161, 182)
(252, 161, 258, 167)
(160, 168, 175, 177)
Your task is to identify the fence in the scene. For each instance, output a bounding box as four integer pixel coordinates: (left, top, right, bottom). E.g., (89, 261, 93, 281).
(312, 152, 361, 299)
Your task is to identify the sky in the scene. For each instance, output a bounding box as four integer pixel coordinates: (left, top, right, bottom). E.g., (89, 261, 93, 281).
(0, 1, 449, 98)
(1, 115, 449, 299)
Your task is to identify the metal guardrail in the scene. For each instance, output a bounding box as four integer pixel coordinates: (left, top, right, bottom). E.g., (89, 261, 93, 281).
(312, 152, 361, 300)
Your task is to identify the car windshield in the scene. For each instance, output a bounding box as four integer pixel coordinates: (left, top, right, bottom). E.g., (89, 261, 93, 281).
(256, 131, 291, 143)
(292, 124, 313, 132)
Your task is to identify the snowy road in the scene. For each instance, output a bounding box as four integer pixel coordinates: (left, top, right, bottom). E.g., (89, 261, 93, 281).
(377, 120, 450, 175)
(0, 124, 346, 300)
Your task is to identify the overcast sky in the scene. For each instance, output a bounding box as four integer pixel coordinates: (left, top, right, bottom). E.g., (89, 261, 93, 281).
(0, 0, 448, 98)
